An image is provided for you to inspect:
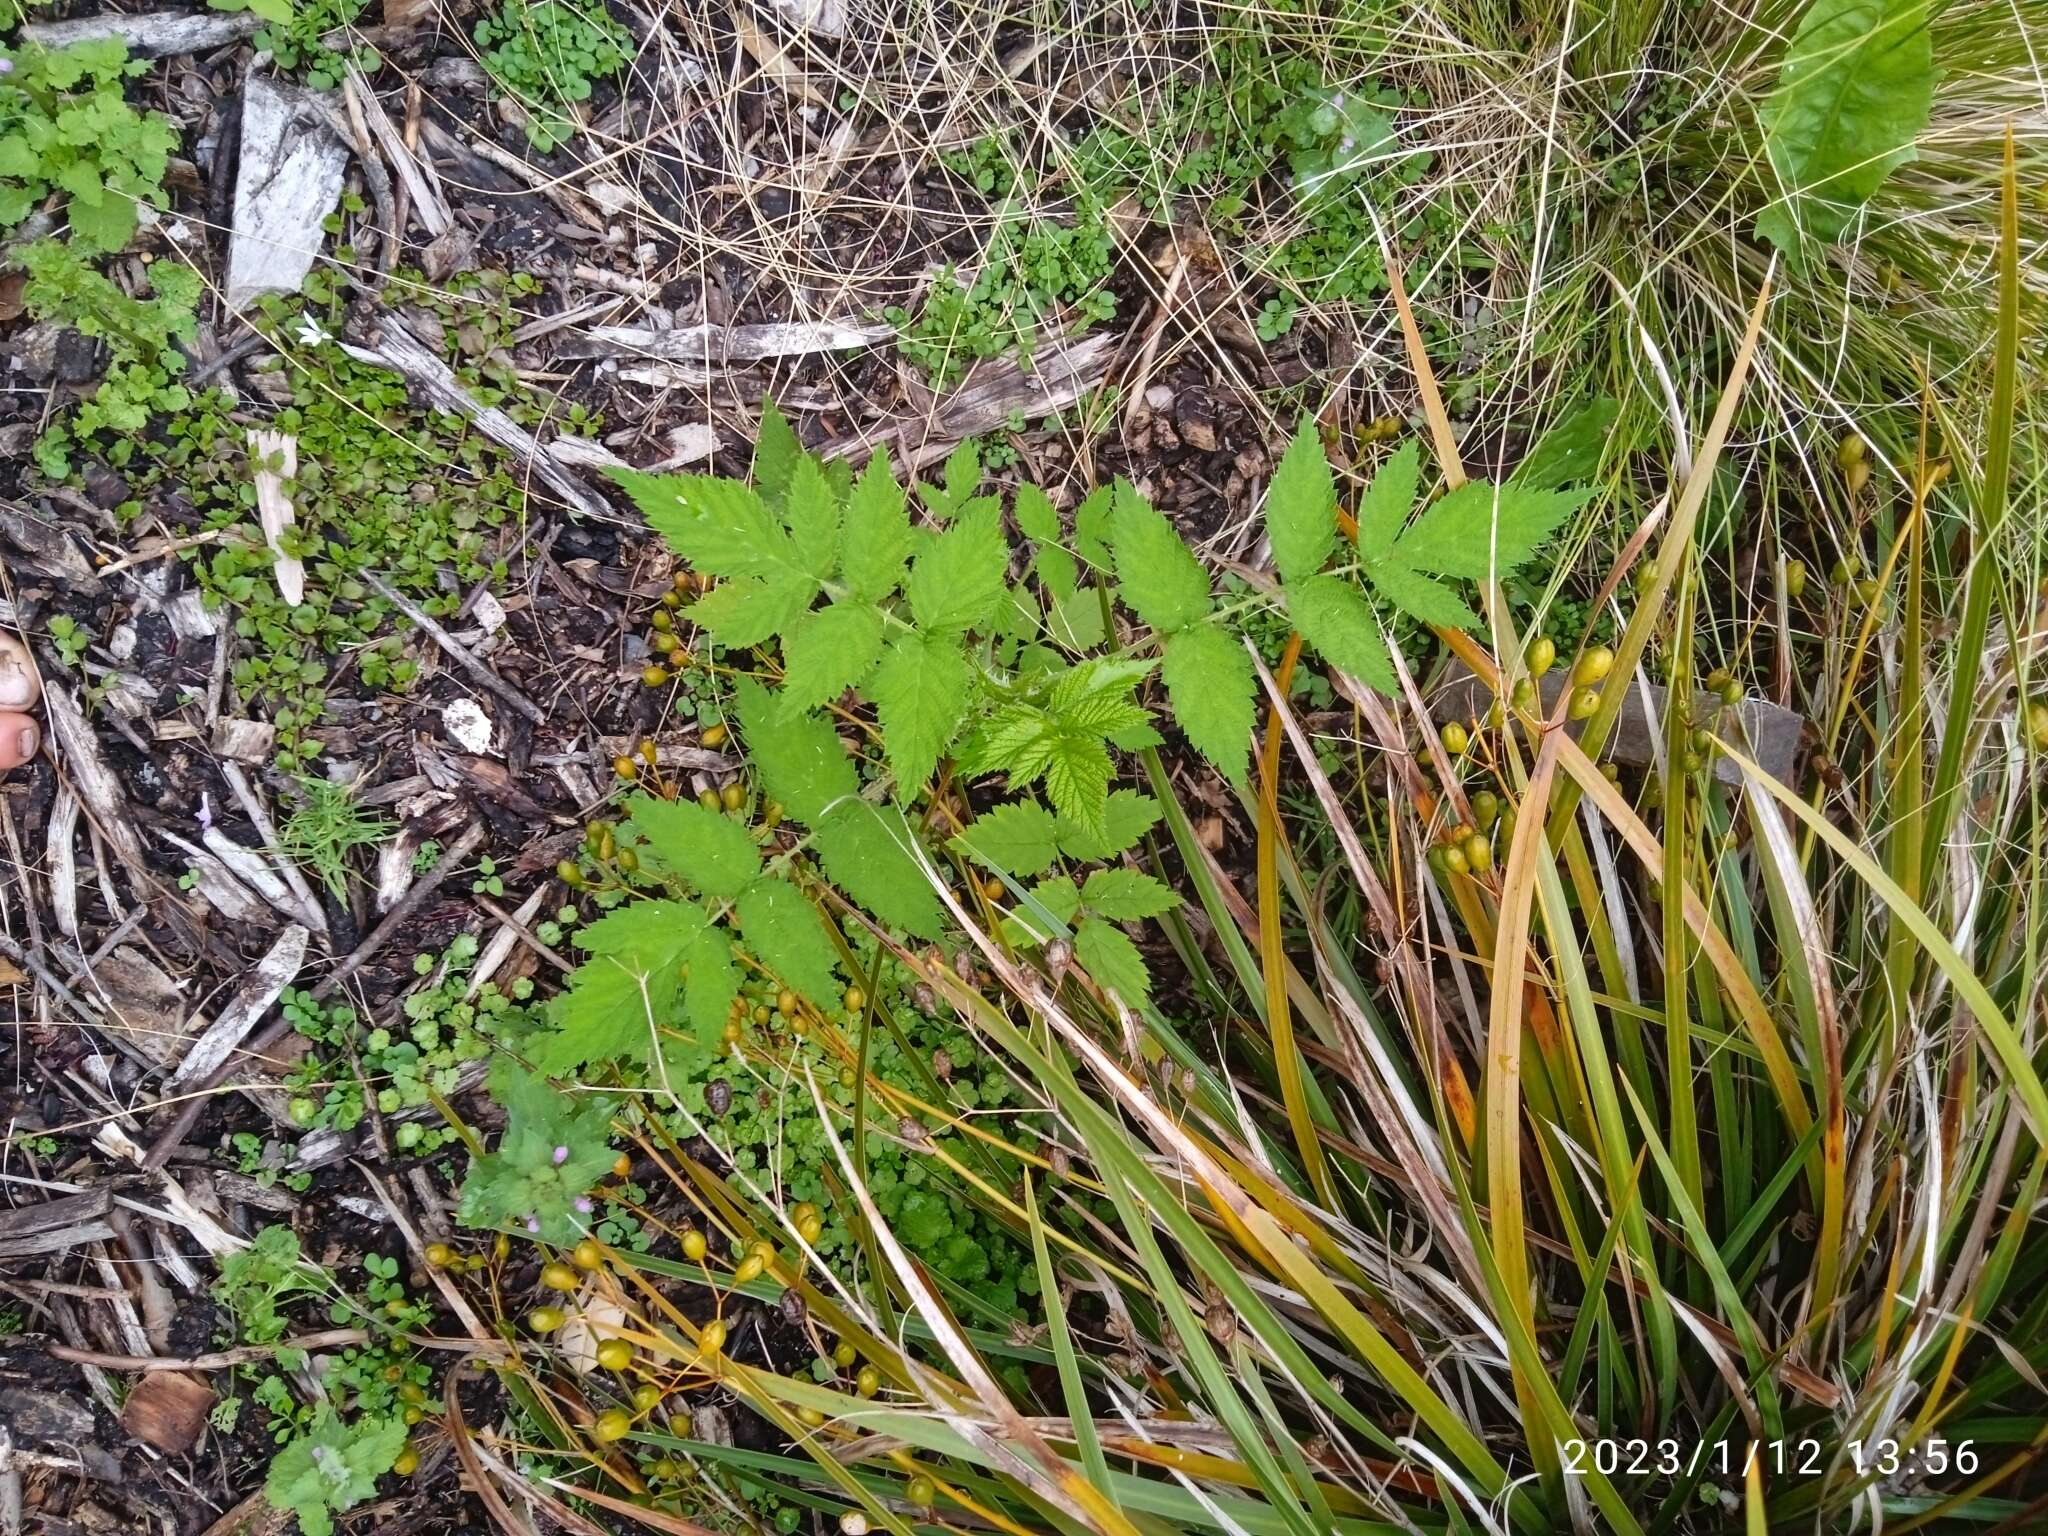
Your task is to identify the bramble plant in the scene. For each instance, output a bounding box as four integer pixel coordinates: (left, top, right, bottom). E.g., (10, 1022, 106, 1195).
(473, 0, 634, 153)
(0, 40, 178, 251)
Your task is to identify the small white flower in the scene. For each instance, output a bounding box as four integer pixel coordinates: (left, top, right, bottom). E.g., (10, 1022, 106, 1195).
(293, 316, 331, 348)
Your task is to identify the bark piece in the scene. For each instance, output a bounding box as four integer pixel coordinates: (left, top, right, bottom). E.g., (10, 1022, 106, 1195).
(163, 925, 310, 1092)
(119, 1371, 214, 1454)
(246, 430, 304, 606)
(19, 8, 262, 56)
(0, 1190, 115, 1259)
(555, 317, 892, 363)
(226, 77, 349, 313)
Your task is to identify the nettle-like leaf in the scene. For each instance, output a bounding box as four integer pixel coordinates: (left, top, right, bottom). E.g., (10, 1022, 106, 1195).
(783, 456, 843, 581)
(531, 899, 709, 1070)
(735, 677, 858, 826)
(1110, 483, 1211, 634)
(871, 628, 972, 794)
(1159, 622, 1255, 787)
(1080, 867, 1179, 920)
(815, 800, 944, 938)
(627, 794, 760, 901)
(1265, 417, 1338, 585)
(1286, 572, 1396, 693)
(781, 599, 884, 708)
(841, 450, 915, 602)
(951, 799, 1063, 879)
(737, 878, 840, 1005)
(1756, 0, 1934, 267)
(908, 503, 1009, 635)
(1074, 916, 1151, 1005)
(752, 401, 804, 505)
(614, 470, 807, 586)
(1389, 479, 1588, 580)
(1056, 789, 1161, 861)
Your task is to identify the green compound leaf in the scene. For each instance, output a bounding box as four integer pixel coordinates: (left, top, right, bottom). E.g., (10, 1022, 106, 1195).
(530, 899, 710, 1071)
(1756, 0, 1934, 266)
(908, 502, 1009, 635)
(1055, 789, 1161, 862)
(1265, 416, 1337, 586)
(1111, 482, 1211, 634)
(614, 471, 811, 586)
(1160, 622, 1255, 788)
(1365, 559, 1481, 630)
(815, 800, 945, 938)
(782, 456, 843, 581)
(951, 799, 1063, 880)
(781, 599, 883, 709)
(870, 628, 971, 794)
(1288, 571, 1396, 694)
(1074, 914, 1152, 1005)
(1392, 479, 1588, 581)
(734, 677, 859, 826)
(626, 795, 761, 901)
(841, 449, 916, 602)
(1080, 867, 1180, 920)
(737, 877, 840, 1005)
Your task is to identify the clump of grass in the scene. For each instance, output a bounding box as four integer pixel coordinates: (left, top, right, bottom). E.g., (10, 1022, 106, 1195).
(280, 777, 390, 900)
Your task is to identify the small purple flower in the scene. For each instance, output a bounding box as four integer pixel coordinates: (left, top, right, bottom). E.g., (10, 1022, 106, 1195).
(0, 58, 14, 76)
(525, 1215, 541, 1233)
(552, 1144, 571, 1166)
(575, 1196, 595, 1214)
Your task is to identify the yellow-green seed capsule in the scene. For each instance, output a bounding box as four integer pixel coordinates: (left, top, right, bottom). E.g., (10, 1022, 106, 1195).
(633, 1383, 663, 1412)
(1443, 844, 1469, 876)
(541, 1261, 579, 1292)
(699, 1318, 728, 1355)
(855, 1364, 881, 1397)
(1572, 646, 1614, 685)
(701, 723, 729, 749)
(1440, 721, 1469, 756)
(1570, 687, 1600, 721)
(1785, 558, 1807, 599)
(1469, 791, 1500, 828)
(593, 1409, 632, 1442)
(1525, 635, 1556, 676)
(642, 664, 669, 687)
(596, 1339, 634, 1372)
(682, 1230, 708, 1261)
(1462, 833, 1493, 874)
(528, 1306, 566, 1333)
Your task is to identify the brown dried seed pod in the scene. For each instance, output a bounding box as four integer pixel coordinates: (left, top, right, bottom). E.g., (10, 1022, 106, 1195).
(705, 1080, 733, 1117)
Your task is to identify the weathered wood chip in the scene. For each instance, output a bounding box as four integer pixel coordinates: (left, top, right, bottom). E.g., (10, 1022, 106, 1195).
(119, 1371, 214, 1454)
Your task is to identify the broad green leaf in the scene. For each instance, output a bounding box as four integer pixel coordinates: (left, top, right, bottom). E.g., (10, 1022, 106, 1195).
(627, 795, 761, 900)
(1365, 559, 1481, 629)
(737, 877, 840, 1004)
(1756, 0, 1934, 265)
(1264, 417, 1336, 585)
(1031, 874, 1084, 925)
(1392, 479, 1587, 580)
(1049, 656, 1155, 734)
(1013, 483, 1061, 542)
(782, 456, 841, 581)
(841, 450, 915, 602)
(908, 504, 1008, 635)
(1072, 485, 1114, 571)
(1287, 572, 1396, 693)
(1160, 622, 1255, 787)
(682, 923, 739, 1053)
(869, 629, 971, 793)
(951, 799, 1063, 879)
(686, 571, 817, 647)
(734, 677, 859, 825)
(781, 600, 883, 709)
(752, 401, 803, 504)
(1081, 867, 1179, 920)
(1055, 789, 1161, 861)
(1355, 440, 1420, 560)
(1111, 486, 1211, 634)
(1046, 587, 1104, 650)
(1041, 729, 1114, 836)
(815, 800, 944, 938)
(65, 190, 136, 253)
(613, 471, 808, 584)
(1513, 397, 1618, 489)
(1074, 915, 1151, 1004)
(532, 899, 707, 1069)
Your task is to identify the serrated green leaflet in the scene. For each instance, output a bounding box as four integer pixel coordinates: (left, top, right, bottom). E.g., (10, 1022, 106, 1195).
(782, 600, 883, 708)
(627, 794, 761, 900)
(1286, 572, 1395, 693)
(734, 677, 859, 825)
(751, 399, 803, 504)
(816, 800, 945, 938)
(1111, 482, 1211, 633)
(908, 503, 1008, 635)
(841, 450, 914, 602)
(1365, 558, 1480, 629)
(951, 799, 1063, 878)
(1354, 439, 1419, 561)
(1264, 416, 1336, 585)
(1081, 867, 1179, 920)
(737, 877, 840, 1005)
(783, 456, 842, 581)
(1074, 915, 1150, 1004)
(686, 570, 817, 648)
(1392, 478, 1587, 580)
(1055, 789, 1161, 861)
(614, 470, 806, 584)
(870, 628, 970, 794)
(1160, 622, 1255, 786)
